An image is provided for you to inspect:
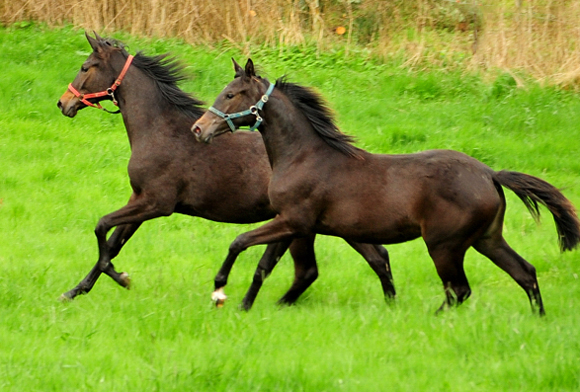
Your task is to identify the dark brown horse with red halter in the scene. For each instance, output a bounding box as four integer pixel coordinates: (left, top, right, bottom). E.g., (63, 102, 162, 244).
(192, 58, 580, 315)
(57, 33, 395, 309)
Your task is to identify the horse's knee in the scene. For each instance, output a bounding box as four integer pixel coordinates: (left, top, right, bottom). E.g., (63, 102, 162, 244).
(228, 235, 248, 255)
(94, 218, 110, 239)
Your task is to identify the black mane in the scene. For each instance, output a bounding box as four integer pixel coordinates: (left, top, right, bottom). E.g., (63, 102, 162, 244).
(100, 38, 205, 119)
(274, 76, 362, 159)
(132, 53, 205, 119)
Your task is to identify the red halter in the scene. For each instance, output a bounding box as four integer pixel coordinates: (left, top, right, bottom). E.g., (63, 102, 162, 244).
(67, 55, 134, 112)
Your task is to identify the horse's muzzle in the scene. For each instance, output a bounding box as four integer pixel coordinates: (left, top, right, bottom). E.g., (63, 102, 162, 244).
(191, 124, 205, 142)
(57, 90, 81, 118)
(57, 98, 77, 118)
(191, 124, 213, 144)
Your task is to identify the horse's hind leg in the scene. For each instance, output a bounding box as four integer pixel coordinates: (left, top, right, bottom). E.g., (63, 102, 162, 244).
(278, 234, 319, 306)
(473, 236, 544, 316)
(60, 223, 140, 301)
(427, 244, 472, 313)
(239, 240, 292, 310)
(346, 241, 395, 300)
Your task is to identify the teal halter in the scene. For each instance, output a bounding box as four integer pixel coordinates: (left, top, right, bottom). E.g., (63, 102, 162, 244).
(208, 82, 275, 132)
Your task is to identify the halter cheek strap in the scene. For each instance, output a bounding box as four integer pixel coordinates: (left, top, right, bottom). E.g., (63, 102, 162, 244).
(67, 54, 134, 114)
(208, 81, 275, 132)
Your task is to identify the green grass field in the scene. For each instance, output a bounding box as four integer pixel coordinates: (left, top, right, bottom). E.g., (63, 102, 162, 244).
(1, 24, 580, 391)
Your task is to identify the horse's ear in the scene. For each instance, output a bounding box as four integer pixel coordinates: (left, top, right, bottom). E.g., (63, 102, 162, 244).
(244, 59, 256, 77)
(85, 31, 100, 52)
(232, 58, 244, 78)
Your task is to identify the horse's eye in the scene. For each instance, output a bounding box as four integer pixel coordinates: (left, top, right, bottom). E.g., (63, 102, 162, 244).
(226, 93, 234, 99)
(81, 66, 88, 73)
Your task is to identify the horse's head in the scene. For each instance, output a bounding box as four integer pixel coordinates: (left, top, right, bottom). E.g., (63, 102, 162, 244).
(57, 32, 130, 117)
(192, 58, 272, 143)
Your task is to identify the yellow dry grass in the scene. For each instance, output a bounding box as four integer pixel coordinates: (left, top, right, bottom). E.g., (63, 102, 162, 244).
(3, 0, 580, 85)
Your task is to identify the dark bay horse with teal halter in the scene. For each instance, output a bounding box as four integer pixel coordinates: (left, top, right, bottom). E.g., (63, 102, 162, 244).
(57, 33, 395, 309)
(192, 58, 580, 315)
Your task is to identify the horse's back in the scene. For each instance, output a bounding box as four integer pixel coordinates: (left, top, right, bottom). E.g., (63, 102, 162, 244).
(379, 149, 501, 211)
(313, 149, 503, 243)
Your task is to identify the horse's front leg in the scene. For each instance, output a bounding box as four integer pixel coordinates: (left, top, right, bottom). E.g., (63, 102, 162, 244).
(239, 239, 293, 310)
(212, 216, 298, 307)
(60, 223, 139, 301)
(100, 222, 142, 287)
(61, 193, 170, 301)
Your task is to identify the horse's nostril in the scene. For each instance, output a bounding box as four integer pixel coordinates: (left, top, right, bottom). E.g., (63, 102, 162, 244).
(57, 100, 62, 109)
(192, 125, 201, 135)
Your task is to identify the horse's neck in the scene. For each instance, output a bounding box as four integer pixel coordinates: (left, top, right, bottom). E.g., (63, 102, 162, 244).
(117, 70, 193, 147)
(261, 97, 329, 167)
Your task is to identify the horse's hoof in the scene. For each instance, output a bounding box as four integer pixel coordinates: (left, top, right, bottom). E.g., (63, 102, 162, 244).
(384, 294, 397, 304)
(59, 292, 73, 302)
(211, 288, 227, 308)
(120, 272, 131, 289)
(239, 300, 253, 312)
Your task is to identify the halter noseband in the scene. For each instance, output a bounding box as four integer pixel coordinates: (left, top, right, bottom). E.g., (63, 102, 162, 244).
(67, 54, 134, 114)
(208, 81, 275, 132)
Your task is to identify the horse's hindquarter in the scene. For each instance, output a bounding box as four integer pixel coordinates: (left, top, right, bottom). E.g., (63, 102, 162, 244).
(409, 150, 503, 242)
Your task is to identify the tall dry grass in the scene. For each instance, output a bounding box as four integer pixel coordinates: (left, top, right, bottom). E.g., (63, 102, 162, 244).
(3, 0, 580, 85)
(473, 1, 580, 85)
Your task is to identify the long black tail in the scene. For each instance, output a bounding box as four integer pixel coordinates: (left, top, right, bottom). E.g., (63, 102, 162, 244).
(493, 170, 580, 251)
